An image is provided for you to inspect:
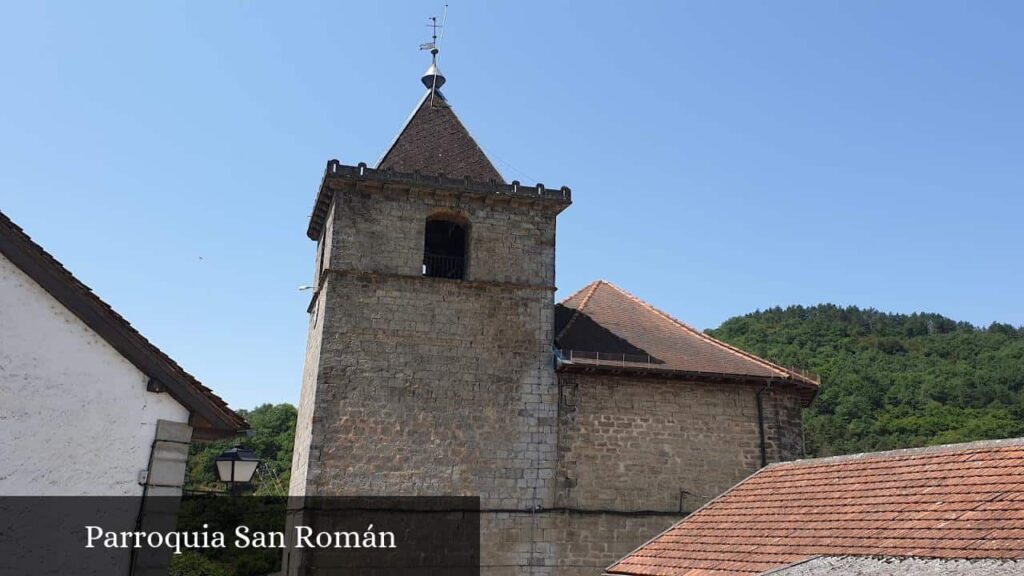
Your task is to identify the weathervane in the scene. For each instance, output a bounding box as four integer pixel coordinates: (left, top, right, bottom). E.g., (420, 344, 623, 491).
(419, 5, 448, 106)
(420, 15, 441, 53)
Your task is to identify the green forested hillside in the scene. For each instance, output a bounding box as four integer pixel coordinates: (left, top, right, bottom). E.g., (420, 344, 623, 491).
(707, 305, 1024, 457)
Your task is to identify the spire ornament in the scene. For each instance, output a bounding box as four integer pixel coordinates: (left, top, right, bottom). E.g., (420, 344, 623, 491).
(421, 51, 446, 93)
(419, 8, 448, 102)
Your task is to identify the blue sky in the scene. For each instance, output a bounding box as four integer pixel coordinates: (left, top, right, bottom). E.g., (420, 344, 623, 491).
(2, 2, 1021, 410)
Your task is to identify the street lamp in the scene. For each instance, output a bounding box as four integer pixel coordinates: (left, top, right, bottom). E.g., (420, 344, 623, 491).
(215, 446, 260, 496)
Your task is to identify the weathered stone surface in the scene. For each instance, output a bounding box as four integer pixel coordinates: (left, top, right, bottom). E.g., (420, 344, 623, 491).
(324, 185, 558, 286)
(289, 179, 807, 575)
(304, 272, 557, 505)
(556, 374, 805, 515)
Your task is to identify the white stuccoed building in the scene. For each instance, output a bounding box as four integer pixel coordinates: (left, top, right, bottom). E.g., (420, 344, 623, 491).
(0, 210, 247, 574)
(0, 210, 247, 497)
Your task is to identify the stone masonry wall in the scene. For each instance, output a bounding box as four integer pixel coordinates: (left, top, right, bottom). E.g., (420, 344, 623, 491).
(289, 183, 565, 573)
(289, 200, 334, 496)
(304, 272, 557, 505)
(762, 385, 806, 463)
(288, 285, 326, 497)
(327, 184, 557, 286)
(557, 373, 806, 512)
(478, 512, 678, 576)
(550, 372, 806, 575)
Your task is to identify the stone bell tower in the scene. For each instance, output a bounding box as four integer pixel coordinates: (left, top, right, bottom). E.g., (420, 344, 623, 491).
(289, 48, 572, 573)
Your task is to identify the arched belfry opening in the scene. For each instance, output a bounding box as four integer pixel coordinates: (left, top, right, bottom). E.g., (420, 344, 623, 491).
(423, 214, 468, 279)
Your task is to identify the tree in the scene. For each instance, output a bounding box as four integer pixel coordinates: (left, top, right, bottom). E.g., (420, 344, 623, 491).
(708, 305, 1024, 457)
(185, 403, 297, 495)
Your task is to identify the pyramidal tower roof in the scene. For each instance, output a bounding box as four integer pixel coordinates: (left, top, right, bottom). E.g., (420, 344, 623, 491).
(377, 52, 504, 183)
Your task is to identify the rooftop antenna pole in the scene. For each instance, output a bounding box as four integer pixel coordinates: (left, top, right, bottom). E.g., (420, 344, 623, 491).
(434, 5, 448, 106)
(437, 4, 448, 51)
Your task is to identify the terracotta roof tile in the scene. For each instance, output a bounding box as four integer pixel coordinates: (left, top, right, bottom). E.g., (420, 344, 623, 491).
(556, 280, 819, 391)
(605, 438, 1024, 576)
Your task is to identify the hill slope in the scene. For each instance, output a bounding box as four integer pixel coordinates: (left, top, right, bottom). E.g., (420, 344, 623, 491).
(707, 305, 1024, 457)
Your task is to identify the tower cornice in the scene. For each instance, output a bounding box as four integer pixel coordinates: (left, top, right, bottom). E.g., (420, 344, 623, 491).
(307, 160, 571, 240)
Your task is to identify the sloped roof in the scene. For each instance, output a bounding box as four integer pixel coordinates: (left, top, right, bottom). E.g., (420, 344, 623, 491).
(764, 556, 1024, 576)
(0, 210, 247, 438)
(605, 438, 1024, 576)
(555, 280, 819, 390)
(377, 90, 503, 182)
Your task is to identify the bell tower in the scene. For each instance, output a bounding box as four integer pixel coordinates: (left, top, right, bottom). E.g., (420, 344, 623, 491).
(290, 45, 572, 572)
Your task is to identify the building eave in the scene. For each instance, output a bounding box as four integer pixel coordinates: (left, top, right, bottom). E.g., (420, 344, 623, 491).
(556, 361, 819, 406)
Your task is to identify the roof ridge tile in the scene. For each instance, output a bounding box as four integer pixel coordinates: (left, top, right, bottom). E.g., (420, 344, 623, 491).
(768, 438, 1024, 472)
(555, 279, 603, 342)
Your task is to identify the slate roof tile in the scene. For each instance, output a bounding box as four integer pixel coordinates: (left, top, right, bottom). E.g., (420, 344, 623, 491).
(378, 91, 503, 183)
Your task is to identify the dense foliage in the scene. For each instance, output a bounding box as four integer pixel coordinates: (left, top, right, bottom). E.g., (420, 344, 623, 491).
(707, 305, 1024, 457)
(185, 403, 296, 496)
(168, 496, 287, 576)
(178, 404, 296, 575)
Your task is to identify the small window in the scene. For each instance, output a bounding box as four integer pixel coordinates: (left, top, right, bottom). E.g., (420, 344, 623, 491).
(423, 217, 467, 279)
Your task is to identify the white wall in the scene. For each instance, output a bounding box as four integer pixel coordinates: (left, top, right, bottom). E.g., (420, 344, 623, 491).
(0, 255, 190, 496)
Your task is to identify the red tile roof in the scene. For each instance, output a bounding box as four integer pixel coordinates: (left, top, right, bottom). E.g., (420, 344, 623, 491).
(555, 280, 819, 392)
(377, 91, 503, 183)
(605, 438, 1024, 576)
(0, 210, 247, 437)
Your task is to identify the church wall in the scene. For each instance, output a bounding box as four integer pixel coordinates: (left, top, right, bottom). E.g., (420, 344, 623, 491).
(293, 184, 562, 500)
(300, 272, 558, 504)
(290, 200, 336, 496)
(479, 512, 678, 576)
(288, 283, 328, 496)
(762, 385, 806, 463)
(556, 374, 765, 512)
(548, 372, 806, 575)
(326, 185, 557, 286)
(556, 373, 807, 510)
(289, 185, 566, 573)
